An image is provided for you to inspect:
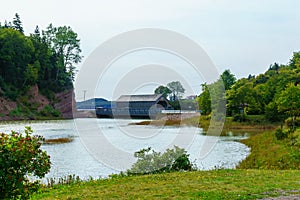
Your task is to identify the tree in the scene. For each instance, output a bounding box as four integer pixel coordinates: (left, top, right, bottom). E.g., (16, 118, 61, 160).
(12, 13, 24, 33)
(167, 81, 185, 101)
(42, 24, 82, 81)
(276, 83, 300, 129)
(34, 25, 40, 38)
(23, 61, 40, 86)
(154, 85, 171, 98)
(0, 28, 34, 91)
(226, 78, 257, 116)
(196, 83, 211, 115)
(0, 127, 51, 199)
(221, 69, 236, 90)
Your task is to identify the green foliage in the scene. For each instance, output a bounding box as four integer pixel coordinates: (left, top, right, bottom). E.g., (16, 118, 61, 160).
(127, 146, 195, 175)
(178, 99, 197, 110)
(220, 52, 300, 123)
(167, 81, 185, 101)
(12, 13, 24, 34)
(0, 14, 81, 119)
(221, 69, 236, 90)
(0, 127, 51, 199)
(168, 100, 180, 110)
(42, 24, 82, 81)
(196, 83, 211, 114)
(285, 117, 300, 127)
(153, 81, 186, 109)
(9, 105, 26, 117)
(40, 105, 61, 117)
(196, 78, 226, 117)
(0, 28, 34, 90)
(276, 83, 300, 128)
(232, 114, 247, 122)
(275, 128, 288, 140)
(0, 15, 81, 103)
(154, 85, 171, 98)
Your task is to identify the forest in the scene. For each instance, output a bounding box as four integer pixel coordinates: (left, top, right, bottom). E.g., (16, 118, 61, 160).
(197, 51, 300, 123)
(0, 13, 82, 99)
(0, 14, 82, 118)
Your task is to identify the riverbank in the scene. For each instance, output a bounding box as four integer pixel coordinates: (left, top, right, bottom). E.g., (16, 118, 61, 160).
(132, 115, 279, 135)
(31, 169, 300, 199)
(22, 115, 297, 199)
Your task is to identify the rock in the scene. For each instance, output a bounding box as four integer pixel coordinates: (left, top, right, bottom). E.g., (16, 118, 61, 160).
(26, 84, 49, 111)
(54, 89, 76, 119)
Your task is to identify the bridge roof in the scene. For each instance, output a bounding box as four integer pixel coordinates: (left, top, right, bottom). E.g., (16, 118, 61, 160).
(116, 94, 164, 102)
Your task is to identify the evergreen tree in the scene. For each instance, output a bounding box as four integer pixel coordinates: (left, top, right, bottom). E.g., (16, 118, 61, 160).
(12, 13, 24, 33)
(34, 25, 40, 37)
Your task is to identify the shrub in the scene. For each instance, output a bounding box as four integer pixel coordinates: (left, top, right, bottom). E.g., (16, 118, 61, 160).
(0, 127, 51, 199)
(285, 117, 300, 127)
(233, 114, 247, 122)
(127, 146, 195, 175)
(275, 128, 288, 140)
(40, 105, 61, 117)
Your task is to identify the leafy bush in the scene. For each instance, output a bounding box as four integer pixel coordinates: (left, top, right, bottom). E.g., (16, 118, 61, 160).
(233, 114, 247, 122)
(285, 117, 300, 127)
(0, 127, 51, 199)
(127, 146, 195, 175)
(275, 128, 288, 140)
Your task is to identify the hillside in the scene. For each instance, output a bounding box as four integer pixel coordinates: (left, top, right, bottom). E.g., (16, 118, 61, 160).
(0, 14, 81, 120)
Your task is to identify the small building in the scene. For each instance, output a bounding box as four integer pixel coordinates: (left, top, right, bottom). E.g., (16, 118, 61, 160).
(96, 94, 171, 118)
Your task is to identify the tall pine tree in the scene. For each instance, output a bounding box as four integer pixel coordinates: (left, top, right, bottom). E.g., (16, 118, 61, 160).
(12, 13, 24, 33)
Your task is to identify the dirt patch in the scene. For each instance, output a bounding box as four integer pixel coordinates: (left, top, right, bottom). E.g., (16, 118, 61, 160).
(26, 84, 50, 111)
(0, 97, 17, 115)
(54, 90, 75, 119)
(261, 194, 300, 200)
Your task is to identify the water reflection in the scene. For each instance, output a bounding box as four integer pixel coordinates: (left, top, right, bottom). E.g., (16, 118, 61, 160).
(0, 119, 250, 181)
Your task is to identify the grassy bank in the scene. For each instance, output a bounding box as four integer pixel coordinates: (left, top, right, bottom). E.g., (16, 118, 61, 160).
(238, 131, 300, 169)
(31, 170, 300, 200)
(133, 115, 278, 135)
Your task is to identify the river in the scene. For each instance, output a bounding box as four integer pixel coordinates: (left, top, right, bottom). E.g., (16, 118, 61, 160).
(0, 118, 250, 181)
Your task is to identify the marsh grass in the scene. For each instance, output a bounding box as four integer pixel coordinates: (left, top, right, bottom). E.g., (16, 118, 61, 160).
(131, 115, 278, 136)
(43, 137, 73, 144)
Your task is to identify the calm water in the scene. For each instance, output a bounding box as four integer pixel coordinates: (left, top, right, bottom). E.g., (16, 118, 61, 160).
(0, 118, 250, 181)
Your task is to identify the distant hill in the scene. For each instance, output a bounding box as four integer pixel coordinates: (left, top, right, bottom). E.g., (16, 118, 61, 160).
(76, 98, 113, 110)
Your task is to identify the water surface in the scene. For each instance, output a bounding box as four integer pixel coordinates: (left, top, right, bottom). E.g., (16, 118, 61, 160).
(0, 118, 250, 180)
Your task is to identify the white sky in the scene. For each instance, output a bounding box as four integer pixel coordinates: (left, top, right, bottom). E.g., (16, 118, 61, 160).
(1, 0, 300, 100)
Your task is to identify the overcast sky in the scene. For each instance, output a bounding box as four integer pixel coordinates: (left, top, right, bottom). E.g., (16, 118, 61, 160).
(1, 0, 300, 100)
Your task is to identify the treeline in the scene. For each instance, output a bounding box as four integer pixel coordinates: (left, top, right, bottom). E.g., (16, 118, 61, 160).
(0, 13, 82, 101)
(197, 51, 300, 122)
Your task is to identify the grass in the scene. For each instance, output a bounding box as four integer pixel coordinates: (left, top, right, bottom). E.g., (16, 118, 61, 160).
(237, 129, 300, 170)
(132, 115, 278, 135)
(31, 170, 300, 200)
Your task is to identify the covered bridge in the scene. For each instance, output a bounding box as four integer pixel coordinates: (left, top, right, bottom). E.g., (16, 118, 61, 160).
(96, 94, 171, 118)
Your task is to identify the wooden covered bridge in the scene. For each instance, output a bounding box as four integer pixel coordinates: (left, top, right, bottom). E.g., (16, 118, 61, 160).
(96, 94, 171, 118)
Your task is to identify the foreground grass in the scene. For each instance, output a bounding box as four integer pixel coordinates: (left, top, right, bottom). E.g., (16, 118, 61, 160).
(31, 170, 300, 200)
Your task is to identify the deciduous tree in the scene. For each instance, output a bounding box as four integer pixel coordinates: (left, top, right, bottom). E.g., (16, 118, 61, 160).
(154, 85, 171, 98)
(167, 81, 185, 101)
